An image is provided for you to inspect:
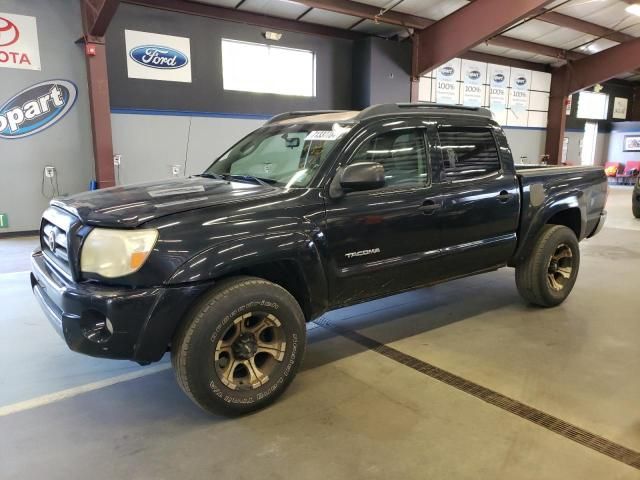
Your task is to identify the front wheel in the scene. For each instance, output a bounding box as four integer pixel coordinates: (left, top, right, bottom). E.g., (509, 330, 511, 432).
(172, 276, 306, 415)
(515, 225, 580, 307)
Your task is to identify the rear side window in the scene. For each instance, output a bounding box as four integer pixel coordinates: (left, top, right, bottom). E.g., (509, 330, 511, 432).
(437, 127, 501, 180)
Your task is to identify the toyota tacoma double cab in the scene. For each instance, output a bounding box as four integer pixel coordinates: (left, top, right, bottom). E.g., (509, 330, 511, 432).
(31, 103, 607, 415)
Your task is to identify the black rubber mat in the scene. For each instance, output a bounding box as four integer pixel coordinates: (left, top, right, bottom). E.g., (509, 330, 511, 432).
(316, 318, 640, 470)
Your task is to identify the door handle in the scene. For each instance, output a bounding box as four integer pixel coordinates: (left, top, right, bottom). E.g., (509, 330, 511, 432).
(497, 190, 513, 203)
(419, 199, 442, 215)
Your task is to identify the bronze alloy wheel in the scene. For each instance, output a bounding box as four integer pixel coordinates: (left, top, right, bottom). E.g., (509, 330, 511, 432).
(214, 311, 287, 390)
(547, 243, 573, 292)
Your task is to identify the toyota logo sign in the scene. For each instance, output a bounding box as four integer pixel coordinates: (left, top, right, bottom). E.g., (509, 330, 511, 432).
(0, 17, 19, 47)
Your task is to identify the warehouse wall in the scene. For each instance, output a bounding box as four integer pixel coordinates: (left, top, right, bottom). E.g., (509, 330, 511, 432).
(0, 0, 94, 233)
(106, 3, 353, 184)
(607, 122, 640, 165)
(503, 128, 546, 164)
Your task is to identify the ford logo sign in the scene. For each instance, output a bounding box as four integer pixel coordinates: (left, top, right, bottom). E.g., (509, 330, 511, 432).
(493, 73, 505, 84)
(467, 69, 481, 81)
(0, 80, 77, 139)
(516, 76, 527, 87)
(129, 45, 189, 69)
(441, 66, 455, 77)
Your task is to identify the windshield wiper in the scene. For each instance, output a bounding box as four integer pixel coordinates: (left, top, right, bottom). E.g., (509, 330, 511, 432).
(218, 173, 277, 187)
(192, 173, 226, 180)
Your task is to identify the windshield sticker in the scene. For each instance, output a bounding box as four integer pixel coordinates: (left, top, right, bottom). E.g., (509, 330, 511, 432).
(305, 130, 341, 141)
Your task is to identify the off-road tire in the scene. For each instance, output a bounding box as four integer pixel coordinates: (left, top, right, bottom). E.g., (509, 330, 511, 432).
(515, 225, 580, 308)
(172, 276, 306, 415)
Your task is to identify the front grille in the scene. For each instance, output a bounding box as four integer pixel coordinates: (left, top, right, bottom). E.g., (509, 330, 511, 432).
(40, 207, 80, 281)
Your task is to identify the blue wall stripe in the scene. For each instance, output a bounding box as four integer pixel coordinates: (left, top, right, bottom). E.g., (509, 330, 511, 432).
(110, 107, 272, 120)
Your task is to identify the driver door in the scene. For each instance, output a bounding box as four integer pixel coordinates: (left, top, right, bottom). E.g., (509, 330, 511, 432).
(323, 119, 443, 307)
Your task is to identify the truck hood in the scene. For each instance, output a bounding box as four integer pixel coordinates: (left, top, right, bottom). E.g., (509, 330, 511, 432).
(52, 177, 282, 228)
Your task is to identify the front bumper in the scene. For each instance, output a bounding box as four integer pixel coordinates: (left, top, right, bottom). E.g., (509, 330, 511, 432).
(31, 250, 212, 363)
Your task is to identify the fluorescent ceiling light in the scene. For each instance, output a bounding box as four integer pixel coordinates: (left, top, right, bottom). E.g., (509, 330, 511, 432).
(626, 3, 640, 16)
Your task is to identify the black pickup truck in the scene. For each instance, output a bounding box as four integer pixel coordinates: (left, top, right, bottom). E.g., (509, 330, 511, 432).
(31, 103, 607, 415)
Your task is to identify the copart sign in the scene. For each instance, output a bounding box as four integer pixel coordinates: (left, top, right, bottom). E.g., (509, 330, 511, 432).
(0, 12, 41, 70)
(0, 80, 77, 139)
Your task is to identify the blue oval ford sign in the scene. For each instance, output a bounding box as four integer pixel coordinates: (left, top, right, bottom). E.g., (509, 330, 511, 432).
(0, 80, 77, 139)
(441, 66, 455, 77)
(129, 45, 189, 69)
(467, 69, 481, 81)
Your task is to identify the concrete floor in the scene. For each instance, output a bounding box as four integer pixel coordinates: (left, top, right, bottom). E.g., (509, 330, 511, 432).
(1, 186, 639, 479)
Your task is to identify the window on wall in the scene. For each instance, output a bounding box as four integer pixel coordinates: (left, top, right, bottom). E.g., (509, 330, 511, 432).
(577, 91, 609, 120)
(221, 39, 316, 97)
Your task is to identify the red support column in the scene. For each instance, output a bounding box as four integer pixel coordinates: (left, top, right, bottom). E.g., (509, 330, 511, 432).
(85, 41, 115, 188)
(544, 66, 570, 165)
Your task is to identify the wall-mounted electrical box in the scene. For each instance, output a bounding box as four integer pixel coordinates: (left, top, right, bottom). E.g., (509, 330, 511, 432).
(171, 165, 181, 176)
(113, 155, 122, 166)
(44, 166, 56, 178)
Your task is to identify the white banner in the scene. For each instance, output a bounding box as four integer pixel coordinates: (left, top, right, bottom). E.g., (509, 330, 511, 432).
(508, 68, 531, 126)
(125, 30, 191, 83)
(435, 59, 460, 105)
(0, 13, 41, 71)
(461, 59, 486, 107)
(488, 64, 509, 125)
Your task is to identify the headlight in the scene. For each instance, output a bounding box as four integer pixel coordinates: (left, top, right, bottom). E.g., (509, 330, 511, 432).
(81, 228, 158, 278)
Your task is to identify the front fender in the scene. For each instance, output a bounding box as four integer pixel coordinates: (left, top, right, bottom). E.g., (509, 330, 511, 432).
(167, 231, 329, 317)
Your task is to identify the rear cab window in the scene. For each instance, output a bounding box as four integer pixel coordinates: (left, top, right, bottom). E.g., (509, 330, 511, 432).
(437, 125, 501, 181)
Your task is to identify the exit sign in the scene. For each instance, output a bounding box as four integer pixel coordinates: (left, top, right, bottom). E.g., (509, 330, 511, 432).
(0, 214, 8, 228)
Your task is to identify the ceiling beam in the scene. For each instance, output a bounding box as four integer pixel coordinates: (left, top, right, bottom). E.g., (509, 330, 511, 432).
(294, 0, 579, 64)
(460, 51, 550, 72)
(123, 0, 364, 40)
(537, 11, 634, 44)
(562, 36, 640, 94)
(487, 35, 585, 61)
(413, 0, 558, 75)
(290, 0, 431, 29)
(82, 0, 120, 37)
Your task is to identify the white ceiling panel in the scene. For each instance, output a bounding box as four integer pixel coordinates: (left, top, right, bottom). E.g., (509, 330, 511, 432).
(301, 9, 361, 29)
(532, 28, 596, 50)
(552, 0, 621, 19)
(581, 2, 637, 30)
(352, 19, 405, 37)
(500, 19, 558, 41)
(238, 0, 309, 19)
(192, 0, 239, 7)
(471, 43, 511, 56)
(393, 0, 468, 20)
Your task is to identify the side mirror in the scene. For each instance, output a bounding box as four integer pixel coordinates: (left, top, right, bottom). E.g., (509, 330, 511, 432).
(340, 162, 385, 191)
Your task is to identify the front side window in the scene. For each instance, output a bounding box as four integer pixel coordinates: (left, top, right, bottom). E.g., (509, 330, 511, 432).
(221, 39, 316, 97)
(350, 129, 428, 187)
(205, 122, 351, 187)
(438, 127, 501, 179)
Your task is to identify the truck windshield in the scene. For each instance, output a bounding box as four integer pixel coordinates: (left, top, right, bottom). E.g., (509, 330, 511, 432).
(204, 122, 352, 188)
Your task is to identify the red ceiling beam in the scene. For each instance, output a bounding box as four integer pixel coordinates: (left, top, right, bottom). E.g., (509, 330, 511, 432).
(82, 0, 120, 38)
(563, 36, 640, 94)
(292, 0, 431, 29)
(413, 0, 557, 76)
(537, 11, 634, 44)
(123, 0, 364, 40)
(460, 51, 550, 73)
(487, 35, 584, 61)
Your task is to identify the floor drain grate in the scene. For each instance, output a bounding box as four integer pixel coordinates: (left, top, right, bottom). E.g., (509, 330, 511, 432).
(316, 318, 640, 470)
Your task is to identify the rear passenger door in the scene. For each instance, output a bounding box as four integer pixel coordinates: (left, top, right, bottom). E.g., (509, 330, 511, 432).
(435, 123, 520, 277)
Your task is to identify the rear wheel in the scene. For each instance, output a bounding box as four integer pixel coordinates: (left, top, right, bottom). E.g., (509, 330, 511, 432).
(515, 225, 580, 307)
(633, 200, 640, 218)
(172, 276, 306, 415)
